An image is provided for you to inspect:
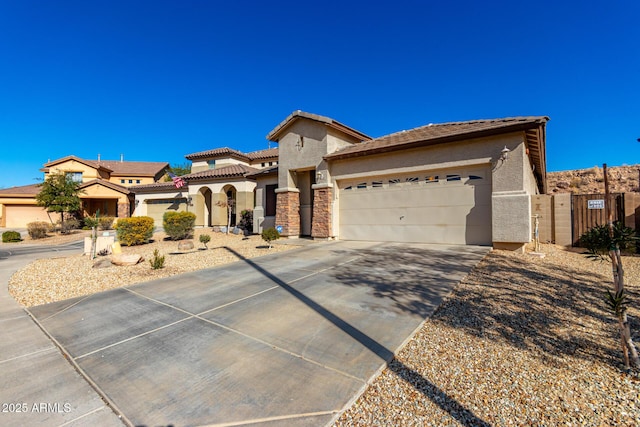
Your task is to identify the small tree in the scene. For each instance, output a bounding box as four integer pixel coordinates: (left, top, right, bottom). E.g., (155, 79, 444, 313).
(163, 163, 191, 181)
(581, 221, 639, 370)
(35, 173, 83, 234)
(261, 227, 280, 249)
(199, 233, 211, 249)
(215, 197, 235, 234)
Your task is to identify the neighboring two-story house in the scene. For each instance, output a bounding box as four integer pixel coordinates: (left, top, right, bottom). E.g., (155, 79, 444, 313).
(0, 155, 168, 228)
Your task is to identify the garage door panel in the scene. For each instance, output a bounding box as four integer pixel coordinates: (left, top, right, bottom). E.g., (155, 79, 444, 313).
(338, 167, 492, 245)
(5, 205, 51, 228)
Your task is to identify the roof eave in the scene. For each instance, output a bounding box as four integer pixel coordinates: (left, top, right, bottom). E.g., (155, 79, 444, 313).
(267, 111, 371, 142)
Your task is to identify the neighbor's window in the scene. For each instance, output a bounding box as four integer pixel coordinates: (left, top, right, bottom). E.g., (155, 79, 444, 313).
(207, 160, 216, 169)
(265, 184, 277, 217)
(446, 174, 461, 181)
(66, 172, 82, 183)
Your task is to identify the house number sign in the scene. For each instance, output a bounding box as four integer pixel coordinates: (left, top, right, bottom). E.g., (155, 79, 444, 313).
(587, 199, 605, 209)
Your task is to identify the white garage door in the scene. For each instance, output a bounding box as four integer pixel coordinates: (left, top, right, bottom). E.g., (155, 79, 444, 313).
(146, 198, 189, 226)
(338, 167, 492, 245)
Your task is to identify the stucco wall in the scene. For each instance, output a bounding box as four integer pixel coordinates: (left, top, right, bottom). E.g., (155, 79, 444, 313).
(329, 132, 538, 248)
(253, 175, 278, 233)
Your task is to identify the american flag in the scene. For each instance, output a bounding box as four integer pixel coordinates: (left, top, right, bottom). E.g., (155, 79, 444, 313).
(168, 171, 186, 189)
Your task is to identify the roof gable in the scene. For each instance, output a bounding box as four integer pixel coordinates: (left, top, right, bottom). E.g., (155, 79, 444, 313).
(267, 111, 372, 143)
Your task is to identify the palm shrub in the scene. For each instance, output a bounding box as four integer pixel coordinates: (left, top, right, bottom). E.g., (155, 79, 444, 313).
(261, 227, 280, 249)
(115, 217, 155, 246)
(27, 221, 50, 239)
(163, 211, 196, 240)
(2, 231, 22, 243)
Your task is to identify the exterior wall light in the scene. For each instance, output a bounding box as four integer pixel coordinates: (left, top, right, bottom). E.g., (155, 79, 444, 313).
(316, 171, 324, 181)
(500, 146, 510, 162)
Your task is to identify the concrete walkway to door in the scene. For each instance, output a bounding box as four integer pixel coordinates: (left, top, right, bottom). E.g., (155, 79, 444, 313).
(27, 240, 489, 426)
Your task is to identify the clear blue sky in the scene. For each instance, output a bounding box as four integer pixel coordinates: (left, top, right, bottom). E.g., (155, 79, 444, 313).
(1, 0, 638, 189)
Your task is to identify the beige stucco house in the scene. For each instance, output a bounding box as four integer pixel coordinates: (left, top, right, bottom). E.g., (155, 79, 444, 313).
(131, 147, 278, 227)
(252, 111, 548, 251)
(0, 156, 168, 228)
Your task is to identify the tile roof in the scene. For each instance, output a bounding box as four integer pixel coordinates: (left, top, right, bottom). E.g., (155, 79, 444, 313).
(325, 116, 549, 160)
(78, 179, 131, 194)
(130, 181, 185, 193)
(245, 148, 279, 161)
(184, 147, 279, 162)
(183, 164, 260, 180)
(0, 183, 41, 196)
(41, 155, 168, 177)
(246, 165, 278, 179)
(185, 147, 247, 161)
(267, 110, 372, 142)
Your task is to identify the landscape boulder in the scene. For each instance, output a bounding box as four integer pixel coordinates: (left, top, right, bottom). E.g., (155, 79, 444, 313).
(111, 254, 144, 266)
(178, 240, 195, 251)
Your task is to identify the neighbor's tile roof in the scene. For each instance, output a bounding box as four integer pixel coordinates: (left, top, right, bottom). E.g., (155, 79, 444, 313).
(41, 155, 168, 177)
(78, 179, 131, 194)
(94, 160, 169, 177)
(0, 184, 41, 196)
(183, 164, 260, 180)
(325, 116, 549, 160)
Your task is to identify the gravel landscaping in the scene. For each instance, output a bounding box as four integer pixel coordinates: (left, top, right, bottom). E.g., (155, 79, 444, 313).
(333, 245, 640, 426)
(5, 232, 640, 425)
(7, 229, 299, 307)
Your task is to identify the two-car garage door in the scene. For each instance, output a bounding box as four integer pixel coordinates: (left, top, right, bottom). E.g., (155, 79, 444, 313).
(338, 167, 492, 245)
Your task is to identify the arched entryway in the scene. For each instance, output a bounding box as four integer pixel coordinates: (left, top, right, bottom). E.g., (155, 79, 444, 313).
(199, 187, 213, 227)
(221, 185, 237, 227)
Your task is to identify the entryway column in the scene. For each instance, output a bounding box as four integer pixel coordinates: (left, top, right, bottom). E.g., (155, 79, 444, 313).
(275, 189, 300, 237)
(311, 185, 332, 239)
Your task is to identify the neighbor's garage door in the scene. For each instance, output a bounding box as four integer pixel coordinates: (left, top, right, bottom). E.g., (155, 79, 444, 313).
(4, 205, 51, 228)
(146, 198, 188, 226)
(338, 167, 492, 245)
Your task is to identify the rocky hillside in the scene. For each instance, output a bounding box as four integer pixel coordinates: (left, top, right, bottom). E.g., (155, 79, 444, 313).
(547, 164, 640, 194)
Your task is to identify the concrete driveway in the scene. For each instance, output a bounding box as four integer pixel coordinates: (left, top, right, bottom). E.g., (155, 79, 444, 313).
(28, 240, 489, 426)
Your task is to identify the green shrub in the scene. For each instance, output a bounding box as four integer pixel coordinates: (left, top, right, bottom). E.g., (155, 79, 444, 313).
(2, 230, 22, 243)
(261, 227, 280, 248)
(84, 216, 99, 229)
(163, 211, 196, 240)
(238, 209, 253, 233)
(57, 217, 80, 234)
(115, 216, 155, 246)
(98, 216, 115, 230)
(149, 249, 165, 269)
(199, 233, 211, 249)
(27, 221, 50, 239)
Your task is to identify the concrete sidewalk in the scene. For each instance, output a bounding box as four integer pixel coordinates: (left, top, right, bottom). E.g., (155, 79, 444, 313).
(0, 242, 124, 427)
(23, 240, 489, 426)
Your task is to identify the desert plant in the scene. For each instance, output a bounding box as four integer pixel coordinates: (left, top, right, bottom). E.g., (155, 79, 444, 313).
(58, 217, 80, 234)
(163, 211, 196, 240)
(580, 221, 639, 370)
(261, 227, 280, 249)
(98, 216, 115, 230)
(2, 230, 22, 243)
(84, 216, 99, 229)
(115, 216, 155, 246)
(199, 233, 211, 249)
(149, 249, 165, 269)
(27, 221, 50, 239)
(238, 209, 253, 233)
